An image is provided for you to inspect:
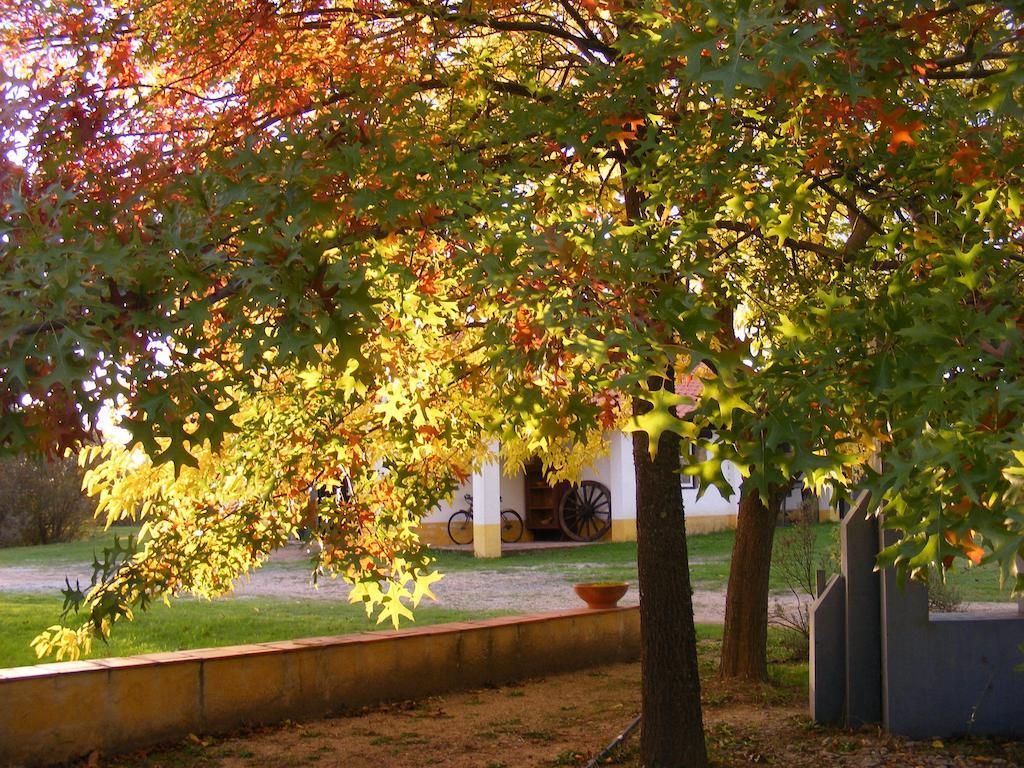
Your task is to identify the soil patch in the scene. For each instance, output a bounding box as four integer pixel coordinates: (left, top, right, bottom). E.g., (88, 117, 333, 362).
(93, 657, 1022, 768)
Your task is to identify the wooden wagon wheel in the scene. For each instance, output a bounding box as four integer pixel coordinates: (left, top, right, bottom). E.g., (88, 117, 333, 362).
(558, 481, 612, 542)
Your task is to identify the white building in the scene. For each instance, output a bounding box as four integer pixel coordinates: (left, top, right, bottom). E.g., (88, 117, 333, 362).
(418, 431, 763, 556)
(419, 369, 835, 556)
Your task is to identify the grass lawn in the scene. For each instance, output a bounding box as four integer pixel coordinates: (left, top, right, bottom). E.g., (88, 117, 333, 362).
(428, 527, 812, 589)
(0, 593, 504, 669)
(1, 520, 1014, 669)
(0, 524, 141, 568)
(431, 521, 1015, 603)
(429, 527, 807, 588)
(428, 529, 743, 586)
(943, 562, 1018, 603)
(6, 522, 1013, 604)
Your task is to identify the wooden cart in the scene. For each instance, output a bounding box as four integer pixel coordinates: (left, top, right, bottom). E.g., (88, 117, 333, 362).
(522, 458, 612, 542)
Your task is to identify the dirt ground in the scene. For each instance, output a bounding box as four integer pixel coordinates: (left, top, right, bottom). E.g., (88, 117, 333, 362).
(95, 649, 1023, 768)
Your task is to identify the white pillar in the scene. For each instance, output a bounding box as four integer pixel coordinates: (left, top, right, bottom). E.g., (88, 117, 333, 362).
(472, 446, 502, 558)
(819, 484, 837, 522)
(609, 431, 637, 542)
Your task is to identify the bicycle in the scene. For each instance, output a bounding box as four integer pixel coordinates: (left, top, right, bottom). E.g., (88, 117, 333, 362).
(447, 494, 524, 545)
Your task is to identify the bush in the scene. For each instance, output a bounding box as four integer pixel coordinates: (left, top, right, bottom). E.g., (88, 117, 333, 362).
(927, 566, 964, 613)
(769, 517, 838, 658)
(0, 455, 96, 546)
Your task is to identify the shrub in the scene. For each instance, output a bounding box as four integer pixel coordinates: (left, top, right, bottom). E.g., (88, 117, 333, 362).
(769, 517, 838, 658)
(0, 455, 96, 546)
(927, 566, 964, 613)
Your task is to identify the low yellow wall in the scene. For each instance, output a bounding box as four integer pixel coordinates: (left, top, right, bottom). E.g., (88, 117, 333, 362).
(424, 509, 834, 548)
(687, 509, 839, 533)
(422, 516, 743, 546)
(0, 608, 640, 767)
(611, 518, 637, 542)
(686, 513, 738, 535)
(417, 521, 455, 546)
(473, 522, 503, 558)
(416, 521, 538, 547)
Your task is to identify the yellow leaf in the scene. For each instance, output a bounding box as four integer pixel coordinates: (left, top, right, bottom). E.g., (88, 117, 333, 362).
(627, 388, 694, 458)
(377, 593, 415, 629)
(410, 570, 444, 607)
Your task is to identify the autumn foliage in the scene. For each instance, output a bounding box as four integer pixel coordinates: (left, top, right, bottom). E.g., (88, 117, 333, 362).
(1, 3, 1023, 762)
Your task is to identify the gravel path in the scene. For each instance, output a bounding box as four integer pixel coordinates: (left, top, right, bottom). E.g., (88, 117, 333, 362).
(2, 547, 1015, 624)
(0, 553, 800, 624)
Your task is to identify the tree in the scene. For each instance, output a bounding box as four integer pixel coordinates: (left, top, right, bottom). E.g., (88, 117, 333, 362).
(0, 455, 95, 546)
(2, 2, 1023, 766)
(696, 2, 1024, 681)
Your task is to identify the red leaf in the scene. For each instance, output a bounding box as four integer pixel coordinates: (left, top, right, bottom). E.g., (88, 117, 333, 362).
(879, 108, 923, 153)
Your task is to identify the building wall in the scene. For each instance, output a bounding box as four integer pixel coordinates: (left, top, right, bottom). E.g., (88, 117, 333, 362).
(417, 437, 747, 544)
(418, 457, 536, 546)
(417, 437, 842, 545)
(681, 457, 743, 518)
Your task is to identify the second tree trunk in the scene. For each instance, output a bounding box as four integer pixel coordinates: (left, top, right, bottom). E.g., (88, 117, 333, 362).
(719, 490, 780, 682)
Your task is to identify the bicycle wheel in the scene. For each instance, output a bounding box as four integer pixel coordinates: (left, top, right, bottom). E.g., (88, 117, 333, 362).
(500, 509, 524, 544)
(447, 510, 474, 545)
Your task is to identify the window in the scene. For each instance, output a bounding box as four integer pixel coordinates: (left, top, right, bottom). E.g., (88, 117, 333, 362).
(680, 444, 706, 490)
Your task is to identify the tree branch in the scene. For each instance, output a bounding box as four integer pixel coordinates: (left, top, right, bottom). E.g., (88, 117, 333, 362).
(814, 181, 884, 237)
(922, 67, 1006, 80)
(714, 221, 844, 261)
(556, 0, 610, 48)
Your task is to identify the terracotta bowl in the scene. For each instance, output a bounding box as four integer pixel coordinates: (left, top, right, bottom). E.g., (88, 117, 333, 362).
(573, 581, 629, 610)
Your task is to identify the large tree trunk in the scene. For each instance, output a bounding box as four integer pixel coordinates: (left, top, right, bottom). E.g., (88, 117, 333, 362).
(634, 423, 708, 768)
(719, 489, 780, 681)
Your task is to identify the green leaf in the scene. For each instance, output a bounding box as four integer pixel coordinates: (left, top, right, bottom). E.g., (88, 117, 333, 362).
(627, 388, 694, 458)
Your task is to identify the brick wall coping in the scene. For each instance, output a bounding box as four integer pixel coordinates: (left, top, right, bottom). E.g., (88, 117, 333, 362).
(0, 606, 635, 681)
